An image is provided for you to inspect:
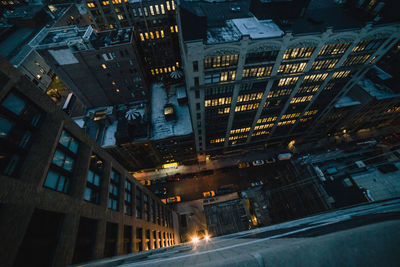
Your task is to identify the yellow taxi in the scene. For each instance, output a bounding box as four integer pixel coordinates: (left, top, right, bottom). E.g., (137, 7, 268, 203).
(162, 196, 181, 204)
(203, 191, 215, 198)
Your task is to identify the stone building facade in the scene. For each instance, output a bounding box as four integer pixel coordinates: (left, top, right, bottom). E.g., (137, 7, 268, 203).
(0, 58, 178, 267)
(178, 1, 400, 158)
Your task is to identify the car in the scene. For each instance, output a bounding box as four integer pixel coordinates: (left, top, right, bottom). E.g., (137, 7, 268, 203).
(162, 196, 181, 204)
(251, 181, 264, 187)
(154, 187, 167, 196)
(265, 157, 276, 164)
(203, 190, 215, 198)
(140, 180, 151, 186)
(252, 160, 265, 166)
(238, 162, 250, 168)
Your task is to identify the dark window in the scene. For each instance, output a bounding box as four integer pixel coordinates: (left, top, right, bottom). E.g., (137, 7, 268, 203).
(44, 130, 78, 194)
(152, 199, 156, 223)
(194, 77, 199, 86)
(193, 61, 198, 72)
(108, 170, 120, 211)
(196, 103, 200, 110)
(136, 186, 142, 219)
(124, 226, 132, 254)
(195, 89, 200, 98)
(124, 180, 133, 215)
(1, 91, 43, 177)
(144, 193, 150, 221)
(84, 154, 103, 204)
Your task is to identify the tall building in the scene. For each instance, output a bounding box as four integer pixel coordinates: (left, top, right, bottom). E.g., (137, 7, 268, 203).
(83, 0, 181, 79)
(178, 0, 400, 159)
(0, 58, 179, 267)
(30, 25, 149, 108)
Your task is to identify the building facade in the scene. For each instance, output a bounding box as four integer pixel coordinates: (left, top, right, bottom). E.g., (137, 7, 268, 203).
(0, 58, 178, 267)
(178, 0, 400, 158)
(83, 0, 181, 79)
(30, 25, 149, 108)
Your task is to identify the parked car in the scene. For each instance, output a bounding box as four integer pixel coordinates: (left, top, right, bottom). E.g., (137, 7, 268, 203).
(140, 180, 151, 186)
(277, 153, 292, 160)
(154, 187, 167, 196)
(265, 157, 276, 164)
(203, 190, 215, 198)
(162, 196, 181, 204)
(251, 181, 264, 187)
(252, 159, 265, 166)
(238, 162, 250, 168)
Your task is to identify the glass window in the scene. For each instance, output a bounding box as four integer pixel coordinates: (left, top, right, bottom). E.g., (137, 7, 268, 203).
(108, 170, 120, 211)
(0, 116, 13, 139)
(59, 131, 79, 153)
(1, 93, 26, 115)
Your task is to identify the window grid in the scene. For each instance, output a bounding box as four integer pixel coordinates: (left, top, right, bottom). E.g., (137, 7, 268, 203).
(283, 47, 315, 59)
(204, 54, 239, 69)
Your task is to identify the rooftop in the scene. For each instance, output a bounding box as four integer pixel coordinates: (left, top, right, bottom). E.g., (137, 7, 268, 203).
(334, 96, 361, 109)
(358, 78, 399, 100)
(180, 0, 391, 43)
(3, 4, 43, 19)
(72, 199, 400, 267)
(150, 83, 193, 140)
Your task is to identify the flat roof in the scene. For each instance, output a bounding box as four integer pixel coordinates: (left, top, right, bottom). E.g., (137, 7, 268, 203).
(334, 96, 361, 108)
(150, 83, 193, 140)
(358, 78, 399, 100)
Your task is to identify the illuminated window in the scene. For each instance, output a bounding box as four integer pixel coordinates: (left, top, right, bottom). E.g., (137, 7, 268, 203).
(297, 85, 319, 94)
(150, 32, 154, 39)
(117, 14, 124, 20)
(166, 1, 170, 10)
(332, 70, 351, 79)
(303, 73, 329, 83)
(267, 89, 292, 98)
(311, 59, 338, 70)
(290, 95, 313, 104)
(343, 55, 371, 66)
(277, 120, 296, 126)
(140, 33, 145, 41)
(281, 113, 300, 120)
(161, 4, 165, 14)
(304, 110, 318, 116)
(352, 39, 384, 53)
(109, 24, 114, 29)
(204, 97, 232, 107)
(171, 0, 175, 10)
(145, 32, 149, 39)
(230, 127, 250, 134)
(150, 6, 154, 15)
(204, 54, 239, 69)
(160, 30, 164, 38)
(318, 43, 350, 56)
(155, 31, 160, 38)
(144, 7, 148, 16)
(234, 103, 259, 112)
(242, 66, 273, 79)
(278, 62, 307, 74)
(283, 47, 315, 59)
(175, 25, 178, 33)
(210, 138, 225, 144)
(87, 2, 95, 8)
(155, 5, 159, 14)
(237, 93, 263, 103)
(205, 71, 236, 84)
(170, 26, 174, 33)
(102, 64, 107, 69)
(102, 1, 109, 5)
(257, 116, 277, 124)
(277, 77, 299, 87)
(217, 107, 230, 114)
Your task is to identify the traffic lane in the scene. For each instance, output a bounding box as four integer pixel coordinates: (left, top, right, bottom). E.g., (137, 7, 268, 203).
(148, 162, 295, 202)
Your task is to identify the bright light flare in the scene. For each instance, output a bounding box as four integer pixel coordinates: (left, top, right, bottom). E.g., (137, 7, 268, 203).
(192, 236, 199, 243)
(205, 235, 210, 241)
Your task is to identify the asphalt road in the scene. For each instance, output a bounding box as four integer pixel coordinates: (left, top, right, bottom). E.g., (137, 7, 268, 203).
(147, 160, 298, 203)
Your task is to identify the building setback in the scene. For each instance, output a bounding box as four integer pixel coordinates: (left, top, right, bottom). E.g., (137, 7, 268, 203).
(75, 83, 196, 171)
(30, 25, 149, 108)
(0, 58, 178, 267)
(178, 0, 400, 159)
(83, 0, 181, 79)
